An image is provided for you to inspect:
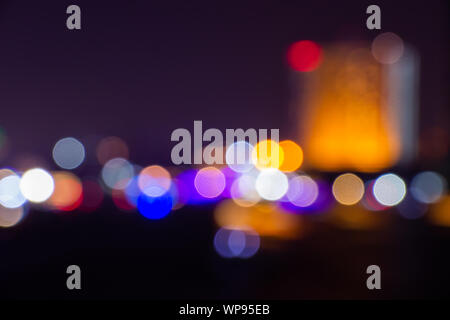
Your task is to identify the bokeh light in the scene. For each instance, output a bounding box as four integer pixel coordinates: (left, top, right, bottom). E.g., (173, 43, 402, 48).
(20, 168, 55, 203)
(373, 173, 406, 206)
(175, 170, 213, 205)
(0, 174, 26, 208)
(238, 229, 261, 258)
(138, 165, 172, 197)
(225, 141, 254, 173)
(96, 136, 129, 165)
(101, 158, 134, 190)
(429, 195, 450, 227)
(48, 171, 83, 211)
(137, 192, 173, 220)
(281, 179, 333, 214)
(278, 140, 303, 172)
(410, 171, 446, 204)
(371, 32, 404, 64)
(228, 229, 247, 256)
(332, 173, 364, 205)
(230, 174, 260, 207)
(0, 168, 15, 180)
(286, 175, 319, 207)
(214, 228, 239, 258)
(0, 205, 25, 228)
(252, 139, 284, 170)
(287, 40, 322, 72)
(255, 168, 288, 201)
(52, 137, 86, 170)
(194, 167, 226, 199)
(214, 228, 260, 259)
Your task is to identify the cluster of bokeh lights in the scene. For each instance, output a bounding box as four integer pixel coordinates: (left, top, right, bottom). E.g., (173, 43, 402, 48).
(0, 33, 448, 260)
(1, 128, 450, 262)
(1, 133, 448, 261)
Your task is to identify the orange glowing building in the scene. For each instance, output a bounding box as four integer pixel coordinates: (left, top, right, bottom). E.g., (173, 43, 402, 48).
(295, 41, 419, 172)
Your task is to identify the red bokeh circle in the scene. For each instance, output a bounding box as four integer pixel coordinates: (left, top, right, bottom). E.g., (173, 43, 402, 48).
(287, 40, 322, 72)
